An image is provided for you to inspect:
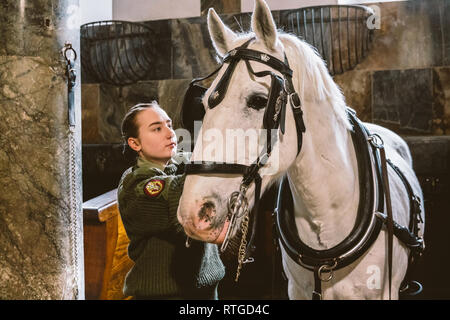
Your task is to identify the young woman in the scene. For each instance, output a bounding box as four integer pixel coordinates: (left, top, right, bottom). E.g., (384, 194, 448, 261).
(117, 102, 225, 299)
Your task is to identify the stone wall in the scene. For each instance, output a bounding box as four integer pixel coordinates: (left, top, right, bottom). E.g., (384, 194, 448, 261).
(334, 0, 450, 135)
(0, 0, 84, 299)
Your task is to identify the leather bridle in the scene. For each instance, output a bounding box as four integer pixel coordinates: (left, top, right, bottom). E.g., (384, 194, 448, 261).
(183, 38, 306, 275)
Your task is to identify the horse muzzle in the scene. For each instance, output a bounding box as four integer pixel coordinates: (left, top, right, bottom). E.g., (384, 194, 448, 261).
(180, 216, 230, 244)
(177, 199, 230, 243)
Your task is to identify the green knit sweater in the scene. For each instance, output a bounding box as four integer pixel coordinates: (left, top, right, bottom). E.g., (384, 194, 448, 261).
(117, 155, 225, 299)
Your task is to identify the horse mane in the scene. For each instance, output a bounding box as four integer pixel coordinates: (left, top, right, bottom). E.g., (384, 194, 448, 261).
(278, 32, 352, 130)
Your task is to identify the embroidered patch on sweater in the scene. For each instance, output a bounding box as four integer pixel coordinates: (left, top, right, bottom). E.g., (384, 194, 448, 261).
(144, 179, 165, 197)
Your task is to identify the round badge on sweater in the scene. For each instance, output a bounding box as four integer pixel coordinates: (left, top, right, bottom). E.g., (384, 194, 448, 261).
(144, 179, 165, 197)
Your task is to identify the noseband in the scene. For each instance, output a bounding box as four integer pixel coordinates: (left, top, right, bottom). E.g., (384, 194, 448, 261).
(183, 38, 306, 280)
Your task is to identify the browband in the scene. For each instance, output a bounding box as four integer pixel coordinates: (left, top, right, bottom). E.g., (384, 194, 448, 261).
(223, 48, 293, 77)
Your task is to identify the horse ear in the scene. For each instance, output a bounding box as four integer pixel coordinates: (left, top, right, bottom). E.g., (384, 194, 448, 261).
(251, 0, 278, 51)
(207, 8, 238, 57)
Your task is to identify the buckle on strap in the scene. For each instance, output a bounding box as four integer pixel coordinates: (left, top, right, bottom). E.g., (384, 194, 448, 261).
(412, 195, 424, 223)
(289, 92, 302, 109)
(368, 133, 384, 149)
(312, 291, 322, 300)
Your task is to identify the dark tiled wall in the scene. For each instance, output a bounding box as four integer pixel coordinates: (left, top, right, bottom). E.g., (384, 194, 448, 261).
(333, 0, 450, 135)
(372, 68, 434, 133)
(82, 144, 134, 200)
(81, 0, 450, 144)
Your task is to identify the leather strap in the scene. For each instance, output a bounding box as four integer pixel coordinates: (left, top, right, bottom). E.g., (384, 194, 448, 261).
(244, 173, 262, 261)
(379, 146, 394, 300)
(385, 159, 424, 297)
(387, 159, 424, 232)
(208, 39, 254, 108)
(185, 162, 250, 175)
(223, 48, 293, 77)
(208, 57, 240, 108)
(312, 266, 322, 300)
(67, 58, 76, 126)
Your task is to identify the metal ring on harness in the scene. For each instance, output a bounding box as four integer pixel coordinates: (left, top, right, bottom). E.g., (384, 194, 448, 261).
(399, 280, 423, 296)
(221, 185, 249, 252)
(221, 213, 236, 253)
(317, 260, 338, 282)
(227, 187, 249, 219)
(243, 257, 255, 264)
(368, 133, 384, 149)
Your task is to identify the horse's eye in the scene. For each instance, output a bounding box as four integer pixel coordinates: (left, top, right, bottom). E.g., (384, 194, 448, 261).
(246, 95, 267, 110)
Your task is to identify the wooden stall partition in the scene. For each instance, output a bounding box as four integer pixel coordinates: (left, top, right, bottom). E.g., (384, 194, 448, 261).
(83, 189, 133, 300)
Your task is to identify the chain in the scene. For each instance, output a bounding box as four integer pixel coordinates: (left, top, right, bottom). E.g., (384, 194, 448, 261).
(235, 210, 250, 282)
(64, 41, 81, 299)
(68, 127, 80, 299)
(221, 184, 249, 253)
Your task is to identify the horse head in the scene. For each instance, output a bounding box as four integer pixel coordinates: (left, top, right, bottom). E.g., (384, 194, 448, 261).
(177, 0, 302, 246)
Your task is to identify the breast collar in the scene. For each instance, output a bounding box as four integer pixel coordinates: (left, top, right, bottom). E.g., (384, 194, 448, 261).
(275, 108, 424, 299)
(276, 109, 384, 271)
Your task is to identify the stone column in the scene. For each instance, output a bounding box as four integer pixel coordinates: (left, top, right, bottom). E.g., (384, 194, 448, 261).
(0, 0, 84, 299)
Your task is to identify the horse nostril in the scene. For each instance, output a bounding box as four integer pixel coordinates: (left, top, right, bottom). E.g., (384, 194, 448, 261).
(198, 201, 216, 223)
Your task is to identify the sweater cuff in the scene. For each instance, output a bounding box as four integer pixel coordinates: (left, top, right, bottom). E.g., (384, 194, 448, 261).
(167, 174, 187, 236)
(196, 243, 226, 287)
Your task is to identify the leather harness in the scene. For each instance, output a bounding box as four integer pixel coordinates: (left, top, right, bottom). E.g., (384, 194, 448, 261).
(275, 109, 424, 299)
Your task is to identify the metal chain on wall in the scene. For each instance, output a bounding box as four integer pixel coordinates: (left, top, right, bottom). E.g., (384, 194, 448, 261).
(63, 42, 82, 299)
(68, 126, 81, 298)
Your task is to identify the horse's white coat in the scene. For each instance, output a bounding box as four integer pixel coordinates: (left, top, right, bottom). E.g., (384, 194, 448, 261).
(177, 0, 425, 299)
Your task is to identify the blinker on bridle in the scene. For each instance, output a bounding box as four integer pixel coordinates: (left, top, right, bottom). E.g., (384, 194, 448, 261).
(183, 38, 306, 280)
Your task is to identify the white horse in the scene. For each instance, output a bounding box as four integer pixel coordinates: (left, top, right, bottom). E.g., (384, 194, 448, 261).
(177, 0, 424, 300)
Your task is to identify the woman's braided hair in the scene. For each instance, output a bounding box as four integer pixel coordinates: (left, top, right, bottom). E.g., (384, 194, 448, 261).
(121, 101, 160, 161)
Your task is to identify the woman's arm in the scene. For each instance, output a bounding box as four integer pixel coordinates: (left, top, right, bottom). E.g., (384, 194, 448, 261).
(119, 172, 186, 238)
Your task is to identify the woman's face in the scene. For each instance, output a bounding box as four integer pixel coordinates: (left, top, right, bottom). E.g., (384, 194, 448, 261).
(128, 107, 177, 165)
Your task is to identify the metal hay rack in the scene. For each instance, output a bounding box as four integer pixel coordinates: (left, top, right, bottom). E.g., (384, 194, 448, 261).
(80, 20, 155, 86)
(282, 5, 375, 76)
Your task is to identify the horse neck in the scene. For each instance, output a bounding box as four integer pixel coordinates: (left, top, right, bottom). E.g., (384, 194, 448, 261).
(286, 100, 360, 249)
